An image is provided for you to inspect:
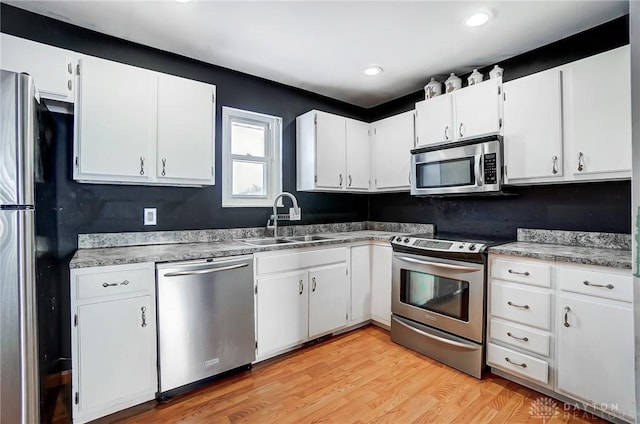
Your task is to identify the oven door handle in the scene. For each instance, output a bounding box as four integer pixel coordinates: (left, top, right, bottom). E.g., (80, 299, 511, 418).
(395, 256, 480, 273)
(394, 317, 478, 351)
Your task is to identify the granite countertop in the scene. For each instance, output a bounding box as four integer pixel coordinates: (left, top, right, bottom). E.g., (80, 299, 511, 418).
(70, 230, 402, 269)
(488, 229, 632, 270)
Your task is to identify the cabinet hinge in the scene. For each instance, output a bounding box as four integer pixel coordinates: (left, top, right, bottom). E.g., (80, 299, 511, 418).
(345, 268, 348, 276)
(67, 63, 73, 74)
(504, 165, 508, 178)
(416, 136, 419, 144)
(75, 156, 79, 168)
(211, 166, 214, 176)
(76, 64, 80, 75)
(74, 314, 78, 327)
(499, 118, 503, 129)
(503, 92, 506, 101)
(314, 115, 317, 125)
(374, 179, 377, 186)
(314, 175, 317, 183)
(74, 392, 79, 405)
(254, 285, 257, 295)
(498, 86, 501, 95)
(255, 340, 258, 349)
(346, 313, 348, 320)
(212, 93, 215, 103)
(374, 128, 377, 135)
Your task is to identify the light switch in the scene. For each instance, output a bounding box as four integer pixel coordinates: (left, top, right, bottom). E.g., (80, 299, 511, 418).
(144, 208, 157, 225)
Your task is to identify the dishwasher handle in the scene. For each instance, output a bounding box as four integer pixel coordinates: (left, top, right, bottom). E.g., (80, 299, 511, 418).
(162, 262, 249, 277)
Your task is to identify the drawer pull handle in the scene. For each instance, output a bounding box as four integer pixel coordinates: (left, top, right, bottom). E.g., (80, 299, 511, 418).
(507, 301, 530, 310)
(102, 282, 118, 287)
(141, 306, 147, 328)
(582, 280, 614, 290)
(508, 269, 530, 276)
(563, 306, 571, 328)
(505, 357, 527, 368)
(312, 277, 317, 292)
(507, 332, 529, 342)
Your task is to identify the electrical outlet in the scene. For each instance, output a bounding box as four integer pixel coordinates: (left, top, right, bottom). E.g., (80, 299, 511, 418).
(144, 208, 157, 225)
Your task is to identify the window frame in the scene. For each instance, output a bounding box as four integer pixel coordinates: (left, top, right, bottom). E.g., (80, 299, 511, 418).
(222, 106, 282, 207)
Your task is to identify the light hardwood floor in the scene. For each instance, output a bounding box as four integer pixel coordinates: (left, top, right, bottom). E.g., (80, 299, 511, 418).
(121, 325, 606, 423)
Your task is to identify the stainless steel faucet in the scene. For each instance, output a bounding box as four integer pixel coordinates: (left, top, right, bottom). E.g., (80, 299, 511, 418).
(267, 192, 301, 237)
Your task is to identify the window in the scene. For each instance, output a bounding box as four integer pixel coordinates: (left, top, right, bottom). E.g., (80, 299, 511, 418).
(222, 107, 282, 207)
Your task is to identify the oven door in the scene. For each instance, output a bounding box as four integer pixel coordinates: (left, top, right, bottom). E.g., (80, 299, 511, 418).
(410, 138, 502, 196)
(391, 251, 485, 343)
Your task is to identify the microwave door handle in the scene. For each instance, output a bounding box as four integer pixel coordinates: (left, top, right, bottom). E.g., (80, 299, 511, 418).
(476, 154, 483, 186)
(395, 256, 480, 273)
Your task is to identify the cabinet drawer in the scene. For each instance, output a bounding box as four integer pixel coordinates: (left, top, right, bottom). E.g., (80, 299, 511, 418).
(491, 258, 551, 287)
(490, 318, 550, 357)
(256, 248, 347, 275)
(74, 266, 154, 300)
(488, 343, 549, 385)
(490, 282, 551, 330)
(556, 266, 632, 302)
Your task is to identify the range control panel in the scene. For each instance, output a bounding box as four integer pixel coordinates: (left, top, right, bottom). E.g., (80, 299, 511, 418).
(391, 236, 487, 253)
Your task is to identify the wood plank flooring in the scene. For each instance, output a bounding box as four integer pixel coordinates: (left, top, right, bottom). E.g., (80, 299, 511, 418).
(121, 326, 607, 423)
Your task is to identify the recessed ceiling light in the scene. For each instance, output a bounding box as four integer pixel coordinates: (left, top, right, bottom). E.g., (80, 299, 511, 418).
(466, 12, 491, 27)
(364, 66, 383, 76)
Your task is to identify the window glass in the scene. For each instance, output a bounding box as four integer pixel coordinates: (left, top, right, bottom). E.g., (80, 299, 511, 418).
(231, 122, 266, 157)
(232, 161, 266, 196)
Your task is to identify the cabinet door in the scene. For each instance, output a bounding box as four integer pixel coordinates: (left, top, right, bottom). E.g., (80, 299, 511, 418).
(371, 111, 414, 191)
(503, 70, 563, 181)
(350, 245, 371, 324)
(157, 74, 215, 185)
(314, 111, 346, 189)
(256, 271, 308, 358)
(75, 56, 157, 182)
(370, 244, 392, 326)
(75, 295, 156, 418)
(0, 33, 75, 102)
(415, 95, 453, 146)
(345, 119, 370, 191)
(308, 264, 348, 338)
(565, 46, 631, 176)
(557, 293, 635, 420)
(454, 78, 501, 140)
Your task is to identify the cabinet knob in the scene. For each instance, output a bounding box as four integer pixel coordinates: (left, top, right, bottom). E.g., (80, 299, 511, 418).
(577, 152, 584, 172)
(563, 306, 571, 328)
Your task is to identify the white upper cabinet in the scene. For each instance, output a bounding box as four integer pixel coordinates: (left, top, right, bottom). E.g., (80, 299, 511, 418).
(74, 56, 157, 183)
(156, 74, 215, 185)
(415, 94, 453, 146)
(74, 55, 216, 186)
(564, 45, 631, 178)
(297, 110, 370, 193)
(345, 119, 371, 191)
(415, 78, 502, 147)
(0, 33, 76, 102)
(371, 111, 415, 191)
(503, 69, 563, 182)
(454, 78, 502, 140)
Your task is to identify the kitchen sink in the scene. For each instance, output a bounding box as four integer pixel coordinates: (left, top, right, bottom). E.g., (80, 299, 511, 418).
(285, 235, 334, 242)
(240, 238, 295, 246)
(240, 235, 334, 246)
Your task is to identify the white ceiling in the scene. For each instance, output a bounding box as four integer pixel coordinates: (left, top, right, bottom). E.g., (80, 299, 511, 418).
(5, 0, 629, 107)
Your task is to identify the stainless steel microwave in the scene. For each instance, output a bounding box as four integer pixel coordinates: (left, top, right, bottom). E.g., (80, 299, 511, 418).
(410, 135, 503, 196)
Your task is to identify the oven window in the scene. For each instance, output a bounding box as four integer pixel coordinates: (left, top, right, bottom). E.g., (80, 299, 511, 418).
(400, 270, 469, 321)
(416, 157, 475, 188)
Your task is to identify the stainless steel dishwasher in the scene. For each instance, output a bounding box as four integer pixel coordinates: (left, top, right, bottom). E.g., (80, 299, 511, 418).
(156, 255, 255, 398)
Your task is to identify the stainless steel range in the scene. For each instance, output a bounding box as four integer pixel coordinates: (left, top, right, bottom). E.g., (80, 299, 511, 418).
(390, 233, 508, 378)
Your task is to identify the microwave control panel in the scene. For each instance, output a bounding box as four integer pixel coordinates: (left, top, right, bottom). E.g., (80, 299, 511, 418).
(483, 153, 498, 184)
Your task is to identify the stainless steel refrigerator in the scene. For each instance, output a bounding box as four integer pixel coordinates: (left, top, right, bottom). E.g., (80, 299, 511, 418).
(1, 70, 41, 423)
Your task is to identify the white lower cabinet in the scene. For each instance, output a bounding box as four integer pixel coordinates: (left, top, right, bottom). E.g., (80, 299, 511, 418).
(70, 263, 157, 424)
(255, 247, 349, 360)
(488, 255, 635, 422)
(556, 266, 635, 421)
(370, 244, 392, 326)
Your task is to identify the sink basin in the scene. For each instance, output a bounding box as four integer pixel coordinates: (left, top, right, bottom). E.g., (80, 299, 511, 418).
(240, 238, 295, 246)
(285, 235, 334, 242)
